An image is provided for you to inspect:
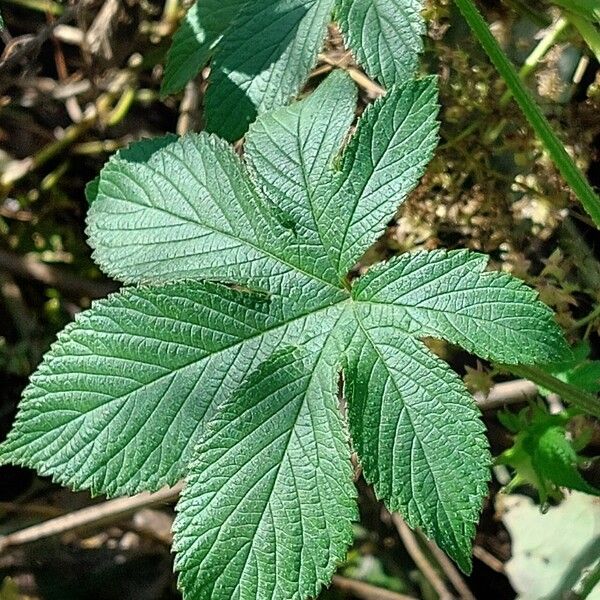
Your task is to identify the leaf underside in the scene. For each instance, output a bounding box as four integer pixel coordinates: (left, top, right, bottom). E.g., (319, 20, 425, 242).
(0, 72, 569, 597)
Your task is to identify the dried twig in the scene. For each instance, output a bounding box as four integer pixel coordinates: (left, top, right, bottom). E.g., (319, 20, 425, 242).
(0, 482, 183, 552)
(0, 248, 117, 298)
(0, 6, 76, 80)
(473, 545, 505, 573)
(475, 379, 538, 411)
(424, 538, 476, 600)
(392, 513, 456, 600)
(318, 52, 385, 97)
(332, 576, 417, 600)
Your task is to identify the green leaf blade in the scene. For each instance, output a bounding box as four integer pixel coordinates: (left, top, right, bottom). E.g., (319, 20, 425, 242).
(345, 317, 490, 572)
(534, 426, 600, 496)
(353, 249, 570, 364)
(336, 0, 425, 86)
(326, 77, 440, 275)
(0, 282, 347, 496)
(161, 0, 247, 96)
(204, 0, 335, 141)
(173, 346, 357, 600)
(246, 70, 357, 266)
(87, 132, 340, 296)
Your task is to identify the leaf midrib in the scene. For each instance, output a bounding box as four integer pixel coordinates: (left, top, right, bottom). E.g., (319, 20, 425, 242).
(35, 296, 353, 426)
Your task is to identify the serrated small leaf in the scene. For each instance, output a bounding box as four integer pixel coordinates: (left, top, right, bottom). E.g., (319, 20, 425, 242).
(205, 0, 336, 141)
(345, 317, 490, 572)
(336, 0, 425, 86)
(534, 426, 600, 496)
(173, 345, 357, 599)
(246, 70, 357, 252)
(161, 0, 246, 97)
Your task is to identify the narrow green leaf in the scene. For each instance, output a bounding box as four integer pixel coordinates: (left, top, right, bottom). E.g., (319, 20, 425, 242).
(173, 345, 357, 599)
(506, 364, 600, 417)
(345, 320, 490, 572)
(335, 0, 425, 86)
(454, 0, 600, 228)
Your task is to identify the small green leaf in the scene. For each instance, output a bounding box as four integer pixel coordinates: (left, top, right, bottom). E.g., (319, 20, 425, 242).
(534, 425, 599, 496)
(497, 405, 599, 503)
(162, 0, 429, 139)
(173, 345, 357, 599)
(161, 0, 246, 97)
(335, 0, 425, 86)
(246, 70, 357, 259)
(326, 76, 440, 275)
(204, 0, 336, 141)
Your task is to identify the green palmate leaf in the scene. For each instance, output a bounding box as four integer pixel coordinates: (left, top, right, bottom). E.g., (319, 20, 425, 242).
(173, 345, 357, 600)
(0, 72, 569, 593)
(335, 0, 425, 86)
(162, 0, 426, 140)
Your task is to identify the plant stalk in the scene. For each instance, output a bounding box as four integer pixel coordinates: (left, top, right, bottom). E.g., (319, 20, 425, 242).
(502, 364, 600, 417)
(499, 16, 569, 108)
(454, 0, 600, 228)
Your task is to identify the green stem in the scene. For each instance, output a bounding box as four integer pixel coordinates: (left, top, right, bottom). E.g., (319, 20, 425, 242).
(1, 0, 63, 15)
(575, 560, 600, 600)
(499, 16, 569, 108)
(571, 303, 600, 329)
(503, 364, 600, 417)
(454, 0, 600, 228)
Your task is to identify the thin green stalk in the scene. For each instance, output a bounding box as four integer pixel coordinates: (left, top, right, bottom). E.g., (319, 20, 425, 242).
(499, 16, 569, 108)
(1, 0, 63, 15)
(571, 303, 600, 330)
(454, 0, 600, 228)
(574, 560, 600, 600)
(504, 364, 600, 417)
